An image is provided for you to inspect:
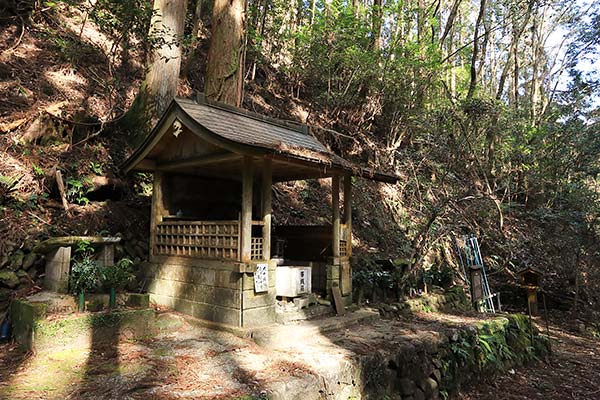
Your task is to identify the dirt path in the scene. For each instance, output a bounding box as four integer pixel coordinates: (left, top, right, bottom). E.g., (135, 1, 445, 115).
(460, 322, 600, 399)
(1, 310, 597, 399)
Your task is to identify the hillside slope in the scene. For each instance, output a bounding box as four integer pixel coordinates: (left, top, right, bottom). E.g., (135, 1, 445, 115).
(0, 4, 598, 322)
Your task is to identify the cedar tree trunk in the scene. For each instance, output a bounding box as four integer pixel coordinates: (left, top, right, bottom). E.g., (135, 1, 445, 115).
(205, 0, 246, 106)
(124, 0, 187, 140)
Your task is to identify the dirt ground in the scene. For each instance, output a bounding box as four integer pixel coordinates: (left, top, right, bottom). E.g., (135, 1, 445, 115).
(0, 310, 598, 399)
(460, 318, 600, 399)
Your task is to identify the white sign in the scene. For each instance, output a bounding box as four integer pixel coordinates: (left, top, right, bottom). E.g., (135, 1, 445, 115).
(254, 263, 269, 293)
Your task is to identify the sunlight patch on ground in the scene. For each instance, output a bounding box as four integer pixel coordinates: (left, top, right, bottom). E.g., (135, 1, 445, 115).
(1, 347, 88, 399)
(45, 69, 88, 98)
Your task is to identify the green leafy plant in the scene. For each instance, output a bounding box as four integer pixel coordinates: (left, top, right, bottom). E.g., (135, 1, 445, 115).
(70, 256, 101, 295)
(32, 164, 44, 177)
(89, 161, 103, 176)
(0, 175, 20, 202)
(101, 257, 135, 290)
(75, 240, 94, 256)
(450, 336, 473, 366)
(66, 177, 90, 205)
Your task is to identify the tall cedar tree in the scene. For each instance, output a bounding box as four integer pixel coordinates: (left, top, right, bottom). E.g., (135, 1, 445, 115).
(205, 0, 246, 106)
(124, 0, 187, 138)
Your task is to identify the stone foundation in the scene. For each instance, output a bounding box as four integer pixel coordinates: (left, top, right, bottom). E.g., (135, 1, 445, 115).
(142, 256, 277, 328)
(10, 298, 154, 351)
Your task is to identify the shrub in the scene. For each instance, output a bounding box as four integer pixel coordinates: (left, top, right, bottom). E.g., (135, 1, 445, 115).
(70, 256, 102, 294)
(101, 258, 135, 291)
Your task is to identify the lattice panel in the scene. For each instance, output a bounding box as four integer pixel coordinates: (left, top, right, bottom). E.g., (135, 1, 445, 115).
(251, 237, 263, 260)
(339, 240, 348, 257)
(155, 220, 240, 260)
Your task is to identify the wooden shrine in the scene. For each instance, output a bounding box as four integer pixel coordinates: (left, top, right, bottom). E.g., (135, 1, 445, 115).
(518, 267, 543, 316)
(122, 94, 397, 328)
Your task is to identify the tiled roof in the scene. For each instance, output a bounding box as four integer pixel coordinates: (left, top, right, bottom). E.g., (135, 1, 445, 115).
(123, 95, 398, 183)
(176, 98, 329, 154)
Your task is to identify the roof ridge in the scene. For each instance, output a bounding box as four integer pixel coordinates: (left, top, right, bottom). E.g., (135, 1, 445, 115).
(176, 94, 311, 136)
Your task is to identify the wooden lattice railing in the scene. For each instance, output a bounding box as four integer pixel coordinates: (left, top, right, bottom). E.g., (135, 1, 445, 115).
(339, 224, 349, 257)
(251, 237, 263, 260)
(154, 220, 240, 260)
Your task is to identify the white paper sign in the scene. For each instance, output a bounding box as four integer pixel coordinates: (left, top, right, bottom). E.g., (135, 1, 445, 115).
(254, 263, 269, 293)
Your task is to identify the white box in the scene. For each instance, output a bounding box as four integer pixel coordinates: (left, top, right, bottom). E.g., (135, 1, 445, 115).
(276, 266, 312, 297)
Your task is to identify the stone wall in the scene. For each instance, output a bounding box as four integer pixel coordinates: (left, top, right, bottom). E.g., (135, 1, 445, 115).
(357, 314, 550, 400)
(142, 256, 277, 328)
(10, 298, 154, 351)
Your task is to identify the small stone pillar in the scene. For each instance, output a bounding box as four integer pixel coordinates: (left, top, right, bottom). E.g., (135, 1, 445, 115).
(44, 246, 71, 293)
(97, 244, 115, 267)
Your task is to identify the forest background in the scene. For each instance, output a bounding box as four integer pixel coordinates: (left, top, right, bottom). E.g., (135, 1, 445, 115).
(0, 0, 599, 315)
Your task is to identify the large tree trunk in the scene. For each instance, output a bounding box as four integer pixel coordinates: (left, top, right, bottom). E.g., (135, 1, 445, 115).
(205, 0, 246, 106)
(372, 0, 383, 51)
(124, 0, 187, 139)
(495, 0, 535, 100)
(467, 0, 487, 98)
(181, 0, 204, 80)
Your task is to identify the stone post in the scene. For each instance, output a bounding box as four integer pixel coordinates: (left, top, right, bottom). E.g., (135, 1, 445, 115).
(44, 246, 71, 293)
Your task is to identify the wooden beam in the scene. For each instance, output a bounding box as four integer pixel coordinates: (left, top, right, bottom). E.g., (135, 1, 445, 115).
(241, 156, 254, 263)
(344, 174, 352, 257)
(137, 159, 157, 171)
(332, 175, 340, 258)
(271, 154, 345, 177)
(157, 152, 240, 171)
(150, 171, 168, 260)
(55, 170, 71, 217)
(262, 158, 272, 260)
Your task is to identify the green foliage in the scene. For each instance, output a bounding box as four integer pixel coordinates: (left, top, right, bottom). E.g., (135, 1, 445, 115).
(450, 335, 473, 366)
(31, 164, 44, 177)
(353, 262, 395, 290)
(89, 162, 103, 176)
(441, 315, 550, 395)
(0, 175, 20, 204)
(422, 264, 453, 288)
(70, 240, 99, 294)
(70, 256, 101, 294)
(101, 258, 135, 290)
(66, 177, 89, 205)
(83, 0, 154, 52)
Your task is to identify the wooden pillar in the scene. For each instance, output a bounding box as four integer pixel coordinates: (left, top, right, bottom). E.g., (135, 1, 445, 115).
(343, 174, 352, 257)
(241, 156, 254, 263)
(262, 158, 272, 260)
(150, 171, 166, 259)
(332, 175, 340, 259)
(527, 287, 539, 316)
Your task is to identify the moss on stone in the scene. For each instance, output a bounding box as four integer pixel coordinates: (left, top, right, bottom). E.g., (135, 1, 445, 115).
(440, 313, 550, 397)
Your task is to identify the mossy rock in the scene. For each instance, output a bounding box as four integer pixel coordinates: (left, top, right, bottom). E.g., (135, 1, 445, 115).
(86, 296, 108, 312)
(0, 269, 19, 288)
(11, 299, 155, 351)
(126, 293, 149, 308)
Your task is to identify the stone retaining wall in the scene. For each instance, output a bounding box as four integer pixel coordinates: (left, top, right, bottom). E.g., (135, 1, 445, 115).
(356, 314, 550, 399)
(10, 299, 154, 351)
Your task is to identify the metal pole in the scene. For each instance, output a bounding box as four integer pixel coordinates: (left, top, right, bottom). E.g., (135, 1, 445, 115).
(527, 295, 535, 345)
(474, 237, 495, 313)
(543, 292, 552, 354)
